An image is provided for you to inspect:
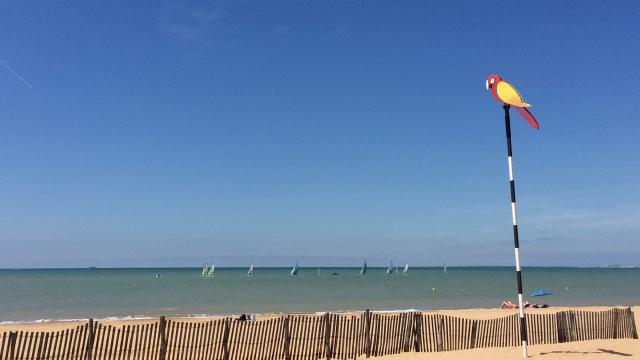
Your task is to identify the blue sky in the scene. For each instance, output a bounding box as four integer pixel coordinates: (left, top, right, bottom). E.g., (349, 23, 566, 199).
(1, 1, 639, 267)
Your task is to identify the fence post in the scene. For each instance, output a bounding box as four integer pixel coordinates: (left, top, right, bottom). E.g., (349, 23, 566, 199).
(403, 313, 413, 352)
(413, 312, 422, 352)
(364, 309, 371, 358)
(628, 307, 638, 339)
(86, 318, 95, 360)
(283, 316, 291, 360)
(570, 312, 578, 342)
(8, 332, 16, 360)
(323, 312, 332, 359)
(470, 320, 478, 349)
(613, 309, 619, 339)
(556, 312, 565, 343)
(159, 316, 167, 360)
(223, 318, 231, 360)
(436, 317, 444, 352)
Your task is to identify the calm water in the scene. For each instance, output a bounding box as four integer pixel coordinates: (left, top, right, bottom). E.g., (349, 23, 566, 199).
(1, 267, 638, 322)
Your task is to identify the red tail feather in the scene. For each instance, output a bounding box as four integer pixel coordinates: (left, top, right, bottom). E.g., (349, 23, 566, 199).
(514, 107, 540, 129)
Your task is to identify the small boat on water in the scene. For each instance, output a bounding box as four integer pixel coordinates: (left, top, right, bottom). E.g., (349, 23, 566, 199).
(443, 264, 447, 274)
(402, 263, 409, 276)
(360, 260, 367, 275)
(247, 263, 254, 276)
(386, 261, 394, 274)
(317, 267, 320, 276)
(202, 263, 215, 277)
(291, 261, 299, 276)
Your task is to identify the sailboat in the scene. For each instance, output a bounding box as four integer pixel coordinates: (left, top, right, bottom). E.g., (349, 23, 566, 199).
(291, 261, 299, 276)
(402, 263, 409, 276)
(247, 263, 254, 276)
(443, 264, 447, 274)
(360, 260, 368, 275)
(203, 263, 215, 277)
(317, 267, 320, 276)
(386, 261, 394, 274)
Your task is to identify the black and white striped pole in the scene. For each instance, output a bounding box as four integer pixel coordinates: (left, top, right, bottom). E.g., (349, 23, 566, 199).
(504, 104, 528, 357)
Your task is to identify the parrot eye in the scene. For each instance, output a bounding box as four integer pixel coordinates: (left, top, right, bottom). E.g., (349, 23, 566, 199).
(490, 78, 495, 84)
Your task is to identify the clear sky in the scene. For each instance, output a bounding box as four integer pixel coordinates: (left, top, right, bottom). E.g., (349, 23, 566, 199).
(1, 1, 639, 268)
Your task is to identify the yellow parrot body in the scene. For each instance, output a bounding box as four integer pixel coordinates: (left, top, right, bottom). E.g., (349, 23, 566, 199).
(496, 81, 531, 108)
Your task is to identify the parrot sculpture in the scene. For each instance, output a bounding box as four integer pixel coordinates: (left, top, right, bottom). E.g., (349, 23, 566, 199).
(486, 74, 539, 129)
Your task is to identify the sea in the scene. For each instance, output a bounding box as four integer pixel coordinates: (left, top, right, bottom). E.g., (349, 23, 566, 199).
(1, 267, 638, 323)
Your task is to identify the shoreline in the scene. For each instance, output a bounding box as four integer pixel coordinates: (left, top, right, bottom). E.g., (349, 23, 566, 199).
(2, 305, 638, 332)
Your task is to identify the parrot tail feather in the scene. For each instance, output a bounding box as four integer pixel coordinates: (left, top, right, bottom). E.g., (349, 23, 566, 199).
(514, 107, 540, 129)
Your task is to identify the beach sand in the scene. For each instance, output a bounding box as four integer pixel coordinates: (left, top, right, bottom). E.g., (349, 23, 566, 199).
(377, 339, 640, 359)
(1, 306, 637, 359)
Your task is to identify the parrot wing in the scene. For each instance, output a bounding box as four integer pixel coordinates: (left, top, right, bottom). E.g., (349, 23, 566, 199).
(514, 107, 540, 129)
(496, 81, 531, 108)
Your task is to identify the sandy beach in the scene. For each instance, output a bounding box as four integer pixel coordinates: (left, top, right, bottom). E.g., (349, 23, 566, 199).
(377, 339, 640, 359)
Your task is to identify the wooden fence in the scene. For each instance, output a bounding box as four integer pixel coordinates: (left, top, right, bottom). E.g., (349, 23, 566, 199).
(0, 307, 636, 360)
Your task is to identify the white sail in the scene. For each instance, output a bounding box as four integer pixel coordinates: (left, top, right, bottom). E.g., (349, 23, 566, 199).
(402, 263, 409, 275)
(208, 263, 215, 276)
(291, 261, 299, 276)
(386, 261, 394, 274)
(444, 264, 447, 274)
(360, 261, 367, 275)
(202, 263, 208, 276)
(247, 263, 254, 276)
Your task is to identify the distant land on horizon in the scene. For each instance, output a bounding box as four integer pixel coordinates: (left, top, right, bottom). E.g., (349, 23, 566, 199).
(4, 253, 638, 269)
(3, 264, 638, 270)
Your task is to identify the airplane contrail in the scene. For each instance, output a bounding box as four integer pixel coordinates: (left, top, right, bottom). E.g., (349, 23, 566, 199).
(0, 58, 33, 89)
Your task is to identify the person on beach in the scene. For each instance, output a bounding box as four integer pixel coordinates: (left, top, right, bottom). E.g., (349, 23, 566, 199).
(500, 300, 549, 309)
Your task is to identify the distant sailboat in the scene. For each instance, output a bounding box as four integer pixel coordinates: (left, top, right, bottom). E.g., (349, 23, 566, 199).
(386, 261, 394, 274)
(203, 263, 215, 277)
(317, 267, 320, 276)
(291, 261, 299, 276)
(360, 260, 368, 275)
(443, 264, 447, 274)
(247, 263, 254, 276)
(402, 263, 409, 276)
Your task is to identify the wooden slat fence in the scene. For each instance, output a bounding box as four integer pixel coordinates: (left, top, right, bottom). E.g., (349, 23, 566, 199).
(287, 315, 325, 360)
(165, 319, 226, 360)
(369, 312, 416, 357)
(328, 313, 365, 360)
(525, 313, 558, 345)
(0, 307, 636, 360)
(228, 317, 283, 360)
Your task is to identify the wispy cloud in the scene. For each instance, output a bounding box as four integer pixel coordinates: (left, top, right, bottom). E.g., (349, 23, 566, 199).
(158, 1, 249, 41)
(0, 58, 33, 89)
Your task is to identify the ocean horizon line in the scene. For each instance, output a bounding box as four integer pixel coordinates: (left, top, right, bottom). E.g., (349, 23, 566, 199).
(2, 265, 638, 270)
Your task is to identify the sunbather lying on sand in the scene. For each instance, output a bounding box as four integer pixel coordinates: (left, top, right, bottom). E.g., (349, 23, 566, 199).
(500, 300, 549, 309)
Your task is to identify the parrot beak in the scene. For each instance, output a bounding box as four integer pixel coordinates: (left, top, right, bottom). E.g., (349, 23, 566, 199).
(485, 80, 490, 90)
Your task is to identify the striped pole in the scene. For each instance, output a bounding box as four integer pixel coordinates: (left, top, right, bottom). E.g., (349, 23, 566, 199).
(504, 104, 528, 357)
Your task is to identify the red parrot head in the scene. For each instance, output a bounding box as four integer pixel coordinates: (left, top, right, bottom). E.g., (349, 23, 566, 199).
(486, 74, 502, 90)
